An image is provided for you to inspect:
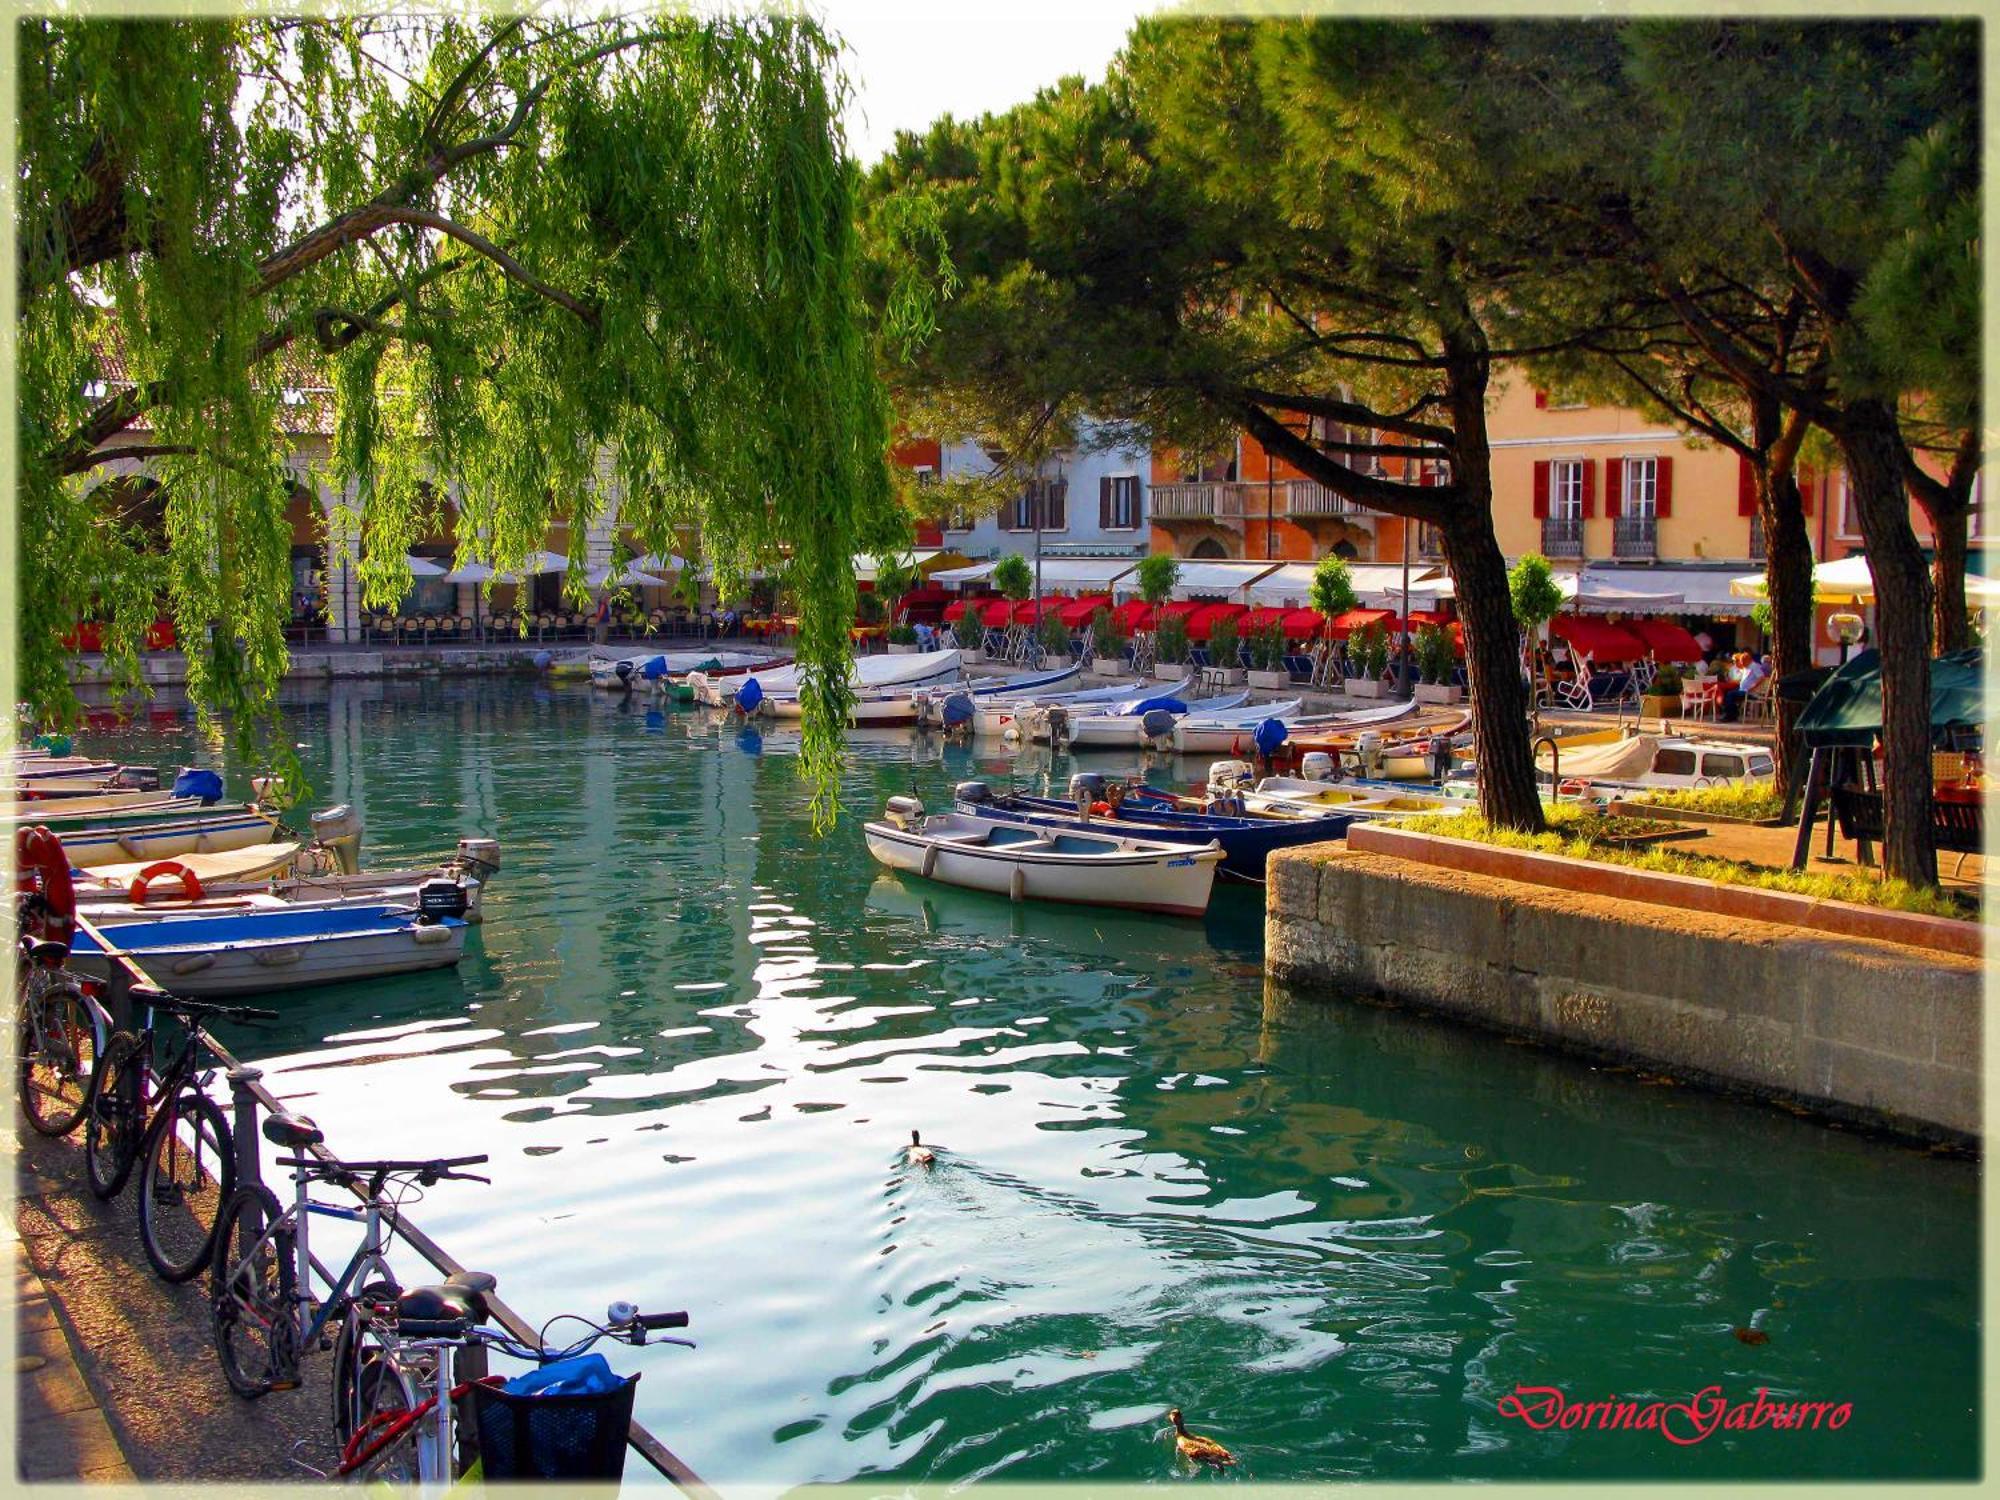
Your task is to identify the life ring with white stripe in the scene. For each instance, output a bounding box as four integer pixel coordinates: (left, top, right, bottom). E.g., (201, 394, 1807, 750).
(128, 860, 205, 906)
(15, 825, 75, 945)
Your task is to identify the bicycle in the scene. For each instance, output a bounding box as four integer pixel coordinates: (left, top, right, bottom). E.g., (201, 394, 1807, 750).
(82, 993, 276, 1279)
(337, 1290, 692, 1488)
(209, 1118, 489, 1406)
(16, 934, 112, 1138)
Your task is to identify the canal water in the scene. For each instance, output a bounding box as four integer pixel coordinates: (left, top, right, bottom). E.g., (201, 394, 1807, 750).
(74, 677, 1978, 1482)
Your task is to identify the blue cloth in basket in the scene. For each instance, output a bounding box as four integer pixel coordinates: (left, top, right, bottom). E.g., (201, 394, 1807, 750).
(502, 1353, 623, 1397)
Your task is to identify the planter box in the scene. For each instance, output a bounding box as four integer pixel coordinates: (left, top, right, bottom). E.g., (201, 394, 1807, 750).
(1414, 682, 1462, 705)
(1091, 657, 1129, 676)
(1155, 663, 1191, 682)
(1640, 693, 1680, 720)
(1248, 668, 1292, 691)
(887, 642, 916, 655)
(1344, 678, 1385, 699)
(960, 647, 985, 664)
(1210, 667, 1248, 688)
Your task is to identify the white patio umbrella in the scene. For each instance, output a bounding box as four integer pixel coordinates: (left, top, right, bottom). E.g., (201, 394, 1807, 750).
(631, 553, 690, 573)
(440, 561, 497, 584)
(404, 554, 448, 576)
(1730, 555, 2000, 608)
(586, 563, 671, 589)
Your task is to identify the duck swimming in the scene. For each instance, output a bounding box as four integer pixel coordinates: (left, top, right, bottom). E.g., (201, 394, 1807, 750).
(1167, 1408, 1235, 1468)
(907, 1130, 936, 1167)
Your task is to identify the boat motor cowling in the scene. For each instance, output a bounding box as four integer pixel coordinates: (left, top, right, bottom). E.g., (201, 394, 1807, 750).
(1068, 772, 1107, 806)
(172, 767, 225, 804)
(309, 804, 365, 876)
(955, 780, 992, 804)
(1207, 759, 1255, 793)
(883, 795, 925, 829)
(614, 659, 636, 683)
(1298, 751, 1337, 783)
(112, 766, 161, 791)
(1355, 731, 1384, 778)
(416, 878, 470, 924)
(455, 837, 502, 879)
(1140, 709, 1179, 741)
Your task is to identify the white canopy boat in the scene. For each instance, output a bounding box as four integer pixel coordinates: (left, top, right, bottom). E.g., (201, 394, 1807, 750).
(975, 674, 1193, 739)
(1533, 733, 1776, 795)
(864, 796, 1223, 917)
(49, 806, 287, 870)
(68, 903, 469, 997)
(80, 841, 308, 888)
(692, 647, 963, 708)
(1169, 699, 1306, 755)
(2, 790, 212, 824)
(911, 665, 1083, 729)
(1064, 689, 1253, 749)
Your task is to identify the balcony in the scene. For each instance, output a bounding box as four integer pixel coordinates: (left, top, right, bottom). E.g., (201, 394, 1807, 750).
(1150, 482, 1251, 521)
(1541, 515, 1584, 559)
(1285, 480, 1376, 519)
(1613, 515, 1657, 558)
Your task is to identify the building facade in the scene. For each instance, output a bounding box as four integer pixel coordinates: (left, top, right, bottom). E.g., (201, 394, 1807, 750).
(914, 422, 1154, 565)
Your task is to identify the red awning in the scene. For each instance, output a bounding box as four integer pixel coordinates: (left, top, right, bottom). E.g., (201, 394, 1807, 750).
(1280, 608, 1328, 639)
(1406, 609, 1450, 627)
(980, 598, 1017, 628)
(1156, 600, 1202, 622)
(1185, 602, 1249, 641)
(1551, 614, 1647, 662)
(1626, 617, 1704, 663)
(1327, 607, 1396, 640)
(1113, 599, 1155, 631)
(1241, 607, 1290, 632)
(942, 598, 971, 623)
(1056, 594, 1113, 627)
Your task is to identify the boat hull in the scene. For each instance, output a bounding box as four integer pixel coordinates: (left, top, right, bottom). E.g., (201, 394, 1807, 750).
(863, 819, 1221, 917)
(69, 907, 468, 996)
(964, 795, 1351, 880)
(54, 809, 285, 871)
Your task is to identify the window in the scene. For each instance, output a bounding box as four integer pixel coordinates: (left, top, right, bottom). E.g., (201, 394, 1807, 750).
(1100, 475, 1140, 530)
(1836, 472, 1861, 540)
(1007, 478, 1067, 531)
(1700, 752, 1746, 779)
(912, 465, 936, 487)
(944, 502, 974, 533)
(1550, 460, 1583, 521)
(1970, 474, 1985, 539)
(1623, 457, 1658, 517)
(1652, 748, 1698, 777)
(1748, 753, 1774, 777)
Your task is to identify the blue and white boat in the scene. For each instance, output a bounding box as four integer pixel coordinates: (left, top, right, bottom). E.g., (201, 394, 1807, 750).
(912, 664, 1082, 729)
(1062, 689, 1253, 749)
(69, 902, 468, 996)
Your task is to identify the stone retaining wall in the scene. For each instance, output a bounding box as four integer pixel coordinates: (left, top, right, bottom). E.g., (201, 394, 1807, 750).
(1266, 845, 1985, 1143)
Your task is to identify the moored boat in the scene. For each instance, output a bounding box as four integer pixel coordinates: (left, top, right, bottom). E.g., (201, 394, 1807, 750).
(1063, 690, 1252, 749)
(863, 795, 1223, 916)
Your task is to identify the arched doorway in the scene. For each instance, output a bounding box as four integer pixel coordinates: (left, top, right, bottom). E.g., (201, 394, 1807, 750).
(1332, 540, 1359, 560)
(1191, 537, 1229, 560)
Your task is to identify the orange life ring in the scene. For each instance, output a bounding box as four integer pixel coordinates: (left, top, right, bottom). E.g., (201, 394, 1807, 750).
(1090, 801, 1113, 816)
(129, 860, 205, 906)
(14, 826, 76, 945)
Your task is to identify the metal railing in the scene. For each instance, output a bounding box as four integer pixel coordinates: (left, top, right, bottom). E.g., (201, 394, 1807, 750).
(1149, 482, 1250, 520)
(70, 912, 717, 1500)
(1613, 515, 1658, 558)
(1285, 480, 1376, 519)
(1541, 516, 1584, 558)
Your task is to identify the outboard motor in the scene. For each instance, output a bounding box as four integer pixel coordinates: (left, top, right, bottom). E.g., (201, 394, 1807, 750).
(736, 676, 765, 716)
(1299, 751, 1338, 783)
(172, 767, 225, 805)
(1252, 716, 1289, 759)
(112, 766, 161, 791)
(940, 692, 976, 732)
(614, 658, 636, 688)
(883, 795, 925, 830)
(1139, 708, 1179, 743)
(309, 804, 365, 876)
(955, 780, 992, 805)
(416, 878, 470, 925)
(1044, 704, 1070, 749)
(1428, 735, 1455, 784)
(1208, 759, 1255, 794)
(1068, 772, 1108, 804)
(1355, 731, 1384, 779)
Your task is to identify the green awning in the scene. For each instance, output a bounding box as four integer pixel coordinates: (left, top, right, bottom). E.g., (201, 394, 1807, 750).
(1795, 648, 1985, 748)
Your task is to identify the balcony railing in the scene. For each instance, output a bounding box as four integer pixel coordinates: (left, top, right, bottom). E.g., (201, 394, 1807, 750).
(1613, 515, 1658, 558)
(1541, 515, 1584, 558)
(1150, 482, 1251, 520)
(1285, 480, 1377, 519)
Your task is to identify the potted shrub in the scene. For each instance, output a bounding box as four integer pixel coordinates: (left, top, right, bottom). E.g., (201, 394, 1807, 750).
(855, 589, 887, 628)
(1413, 624, 1462, 704)
(886, 621, 920, 654)
(1248, 620, 1292, 690)
(1090, 607, 1129, 675)
(953, 610, 986, 662)
(1641, 663, 1684, 720)
(1207, 613, 1246, 686)
(1346, 621, 1389, 698)
(1037, 610, 1074, 662)
(1153, 613, 1192, 681)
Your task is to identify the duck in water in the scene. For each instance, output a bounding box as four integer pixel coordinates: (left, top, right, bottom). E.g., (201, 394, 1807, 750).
(906, 1130, 936, 1168)
(1167, 1408, 1235, 1468)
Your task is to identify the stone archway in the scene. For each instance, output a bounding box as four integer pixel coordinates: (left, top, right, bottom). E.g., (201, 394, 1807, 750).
(1191, 536, 1229, 559)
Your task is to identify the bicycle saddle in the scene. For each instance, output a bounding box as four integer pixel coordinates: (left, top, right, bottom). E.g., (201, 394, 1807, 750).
(26, 938, 69, 967)
(261, 1110, 325, 1148)
(395, 1281, 491, 1336)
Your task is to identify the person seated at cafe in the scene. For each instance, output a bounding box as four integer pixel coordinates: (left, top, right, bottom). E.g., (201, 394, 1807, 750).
(1721, 653, 1771, 722)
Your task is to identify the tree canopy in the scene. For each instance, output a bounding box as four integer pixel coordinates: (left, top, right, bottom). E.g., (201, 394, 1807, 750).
(21, 11, 936, 824)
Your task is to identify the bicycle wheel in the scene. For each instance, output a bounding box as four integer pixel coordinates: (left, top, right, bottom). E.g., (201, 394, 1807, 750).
(20, 983, 103, 1137)
(331, 1284, 401, 1443)
(210, 1183, 297, 1398)
(343, 1358, 421, 1484)
(83, 1031, 146, 1199)
(137, 1084, 235, 1282)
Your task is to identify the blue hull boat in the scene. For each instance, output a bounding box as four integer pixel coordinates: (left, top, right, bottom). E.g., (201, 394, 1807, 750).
(953, 787, 1355, 881)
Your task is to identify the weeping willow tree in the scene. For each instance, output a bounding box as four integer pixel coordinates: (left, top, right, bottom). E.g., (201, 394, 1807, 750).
(19, 11, 943, 823)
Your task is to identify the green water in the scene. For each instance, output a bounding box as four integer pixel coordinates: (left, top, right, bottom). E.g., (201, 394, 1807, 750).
(75, 678, 1978, 1483)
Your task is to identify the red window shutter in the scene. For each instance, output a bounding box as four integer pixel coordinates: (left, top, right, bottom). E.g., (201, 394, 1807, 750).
(1655, 456, 1673, 518)
(1604, 458, 1623, 519)
(1799, 466, 1816, 516)
(1580, 461, 1596, 518)
(1100, 476, 1113, 528)
(1532, 461, 1550, 519)
(1534, 389, 1549, 409)
(1738, 455, 1757, 517)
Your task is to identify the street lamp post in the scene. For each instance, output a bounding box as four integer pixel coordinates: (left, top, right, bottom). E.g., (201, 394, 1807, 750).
(1398, 519, 1414, 697)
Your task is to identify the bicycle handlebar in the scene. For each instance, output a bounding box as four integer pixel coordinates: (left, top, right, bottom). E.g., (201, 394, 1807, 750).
(276, 1153, 490, 1186)
(638, 1311, 690, 1331)
(152, 994, 279, 1023)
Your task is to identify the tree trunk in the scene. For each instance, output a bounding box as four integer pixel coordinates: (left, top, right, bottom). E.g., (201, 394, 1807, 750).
(1932, 506, 1970, 654)
(1442, 514, 1542, 832)
(1761, 467, 1815, 815)
(1835, 401, 1937, 888)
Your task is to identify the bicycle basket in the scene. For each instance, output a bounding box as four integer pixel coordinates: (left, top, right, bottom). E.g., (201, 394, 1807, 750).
(469, 1371, 639, 1481)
